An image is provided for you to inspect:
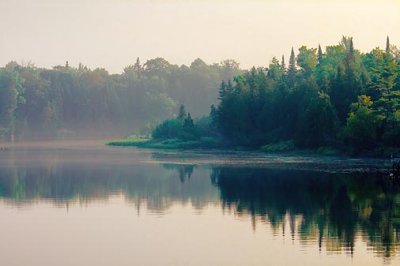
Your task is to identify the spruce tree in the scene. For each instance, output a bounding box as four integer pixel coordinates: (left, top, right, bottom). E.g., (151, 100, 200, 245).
(210, 104, 218, 130)
(348, 38, 355, 61)
(289, 47, 296, 71)
(287, 47, 297, 86)
(133, 57, 142, 77)
(281, 55, 285, 70)
(178, 104, 186, 120)
(218, 81, 227, 100)
(184, 113, 194, 128)
(318, 45, 323, 62)
(386, 36, 390, 54)
(226, 80, 234, 94)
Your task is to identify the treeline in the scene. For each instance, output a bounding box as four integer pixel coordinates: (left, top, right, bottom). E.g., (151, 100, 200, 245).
(214, 37, 399, 154)
(0, 58, 241, 139)
(151, 37, 400, 154)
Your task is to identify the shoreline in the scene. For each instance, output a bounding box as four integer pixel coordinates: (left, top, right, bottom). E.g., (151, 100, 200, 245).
(106, 138, 400, 160)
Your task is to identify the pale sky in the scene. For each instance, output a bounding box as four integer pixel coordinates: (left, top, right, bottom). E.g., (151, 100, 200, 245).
(0, 0, 399, 73)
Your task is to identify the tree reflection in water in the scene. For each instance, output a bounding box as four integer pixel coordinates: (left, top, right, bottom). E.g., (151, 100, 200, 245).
(0, 164, 399, 260)
(212, 167, 400, 260)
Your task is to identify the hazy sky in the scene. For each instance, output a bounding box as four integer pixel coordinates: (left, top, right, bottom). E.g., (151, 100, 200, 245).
(0, 0, 399, 73)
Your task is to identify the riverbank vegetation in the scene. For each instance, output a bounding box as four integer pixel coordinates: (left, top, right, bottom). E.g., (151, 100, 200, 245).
(114, 37, 400, 157)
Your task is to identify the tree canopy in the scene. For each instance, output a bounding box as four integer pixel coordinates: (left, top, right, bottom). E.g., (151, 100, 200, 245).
(0, 58, 241, 139)
(211, 37, 400, 154)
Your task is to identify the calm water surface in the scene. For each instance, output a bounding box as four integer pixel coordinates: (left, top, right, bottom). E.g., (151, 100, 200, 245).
(0, 141, 399, 266)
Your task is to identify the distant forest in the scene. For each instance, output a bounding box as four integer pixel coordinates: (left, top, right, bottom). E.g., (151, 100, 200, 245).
(152, 37, 400, 154)
(0, 57, 241, 139)
(2, 36, 400, 153)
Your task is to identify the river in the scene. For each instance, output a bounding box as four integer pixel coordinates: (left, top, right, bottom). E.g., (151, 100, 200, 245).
(0, 141, 398, 265)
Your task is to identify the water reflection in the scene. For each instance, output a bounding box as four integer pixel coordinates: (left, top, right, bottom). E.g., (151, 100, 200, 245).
(0, 162, 399, 262)
(212, 167, 400, 260)
(0, 164, 218, 211)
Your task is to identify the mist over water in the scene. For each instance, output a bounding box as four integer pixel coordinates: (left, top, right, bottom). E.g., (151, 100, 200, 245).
(0, 0, 399, 265)
(0, 141, 398, 265)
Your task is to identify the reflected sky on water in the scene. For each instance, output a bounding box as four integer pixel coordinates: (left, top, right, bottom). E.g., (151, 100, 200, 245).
(0, 141, 398, 266)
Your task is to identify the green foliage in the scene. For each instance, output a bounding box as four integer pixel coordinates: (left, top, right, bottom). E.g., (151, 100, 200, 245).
(152, 119, 184, 140)
(177, 104, 186, 120)
(149, 102, 225, 147)
(107, 135, 149, 146)
(344, 95, 384, 150)
(0, 69, 21, 139)
(297, 46, 318, 77)
(213, 37, 400, 153)
(383, 109, 400, 147)
(296, 91, 338, 148)
(0, 58, 242, 139)
(3, 37, 400, 155)
(152, 106, 207, 141)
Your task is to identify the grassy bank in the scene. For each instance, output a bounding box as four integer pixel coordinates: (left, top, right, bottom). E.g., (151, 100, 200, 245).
(261, 140, 400, 158)
(107, 137, 400, 159)
(107, 136, 150, 147)
(107, 136, 227, 150)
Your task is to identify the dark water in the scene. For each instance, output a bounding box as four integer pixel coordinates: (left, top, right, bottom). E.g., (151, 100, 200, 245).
(0, 141, 399, 266)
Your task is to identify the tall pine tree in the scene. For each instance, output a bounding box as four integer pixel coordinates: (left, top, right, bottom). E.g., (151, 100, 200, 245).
(386, 36, 391, 54)
(287, 47, 297, 87)
(318, 45, 323, 62)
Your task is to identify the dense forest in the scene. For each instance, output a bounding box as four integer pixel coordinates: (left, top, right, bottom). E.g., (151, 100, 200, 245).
(0, 58, 241, 139)
(2, 37, 400, 154)
(151, 37, 400, 155)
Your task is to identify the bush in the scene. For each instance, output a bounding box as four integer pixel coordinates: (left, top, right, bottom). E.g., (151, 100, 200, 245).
(152, 119, 183, 139)
(151, 114, 200, 141)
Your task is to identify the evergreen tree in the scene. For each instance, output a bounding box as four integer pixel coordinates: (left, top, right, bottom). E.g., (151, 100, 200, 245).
(209, 104, 218, 130)
(178, 104, 186, 120)
(183, 113, 194, 129)
(287, 47, 297, 86)
(133, 57, 142, 78)
(347, 37, 355, 61)
(288, 48, 296, 72)
(386, 36, 391, 54)
(318, 45, 323, 62)
(218, 82, 227, 102)
(296, 91, 338, 148)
